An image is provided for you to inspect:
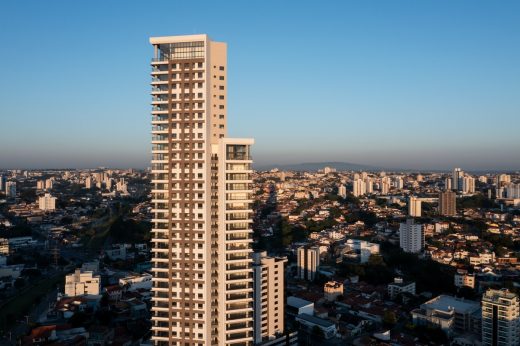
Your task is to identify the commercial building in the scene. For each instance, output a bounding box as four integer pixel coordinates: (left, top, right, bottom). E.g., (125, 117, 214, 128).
(408, 196, 422, 217)
(439, 190, 457, 216)
(297, 246, 320, 281)
(399, 219, 424, 253)
(38, 193, 57, 211)
(149, 34, 254, 345)
(64, 269, 101, 297)
(252, 251, 287, 344)
(482, 289, 520, 346)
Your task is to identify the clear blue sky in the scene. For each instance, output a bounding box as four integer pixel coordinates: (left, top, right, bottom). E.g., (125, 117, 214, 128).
(1, 0, 519, 171)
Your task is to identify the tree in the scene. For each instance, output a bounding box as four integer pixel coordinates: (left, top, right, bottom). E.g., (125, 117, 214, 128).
(311, 325, 324, 338)
(383, 311, 397, 326)
(14, 277, 25, 290)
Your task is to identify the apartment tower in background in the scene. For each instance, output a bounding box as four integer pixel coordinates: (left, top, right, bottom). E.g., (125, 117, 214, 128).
(150, 34, 254, 346)
(408, 196, 422, 217)
(399, 219, 424, 253)
(439, 190, 457, 216)
(297, 246, 320, 281)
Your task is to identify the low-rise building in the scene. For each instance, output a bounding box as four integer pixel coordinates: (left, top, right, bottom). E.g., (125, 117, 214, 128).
(324, 281, 344, 302)
(65, 269, 101, 297)
(295, 314, 337, 339)
(454, 269, 475, 289)
(412, 295, 480, 333)
(388, 277, 415, 299)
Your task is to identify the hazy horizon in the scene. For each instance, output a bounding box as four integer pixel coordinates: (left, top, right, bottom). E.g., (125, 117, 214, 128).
(1, 1, 519, 170)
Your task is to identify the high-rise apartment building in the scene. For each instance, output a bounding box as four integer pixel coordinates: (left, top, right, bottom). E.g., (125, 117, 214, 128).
(381, 176, 391, 195)
(482, 288, 520, 346)
(0, 175, 5, 191)
(439, 190, 457, 216)
(252, 251, 287, 344)
(5, 181, 16, 198)
(394, 176, 404, 190)
(149, 34, 254, 346)
(365, 177, 373, 194)
(297, 246, 320, 281)
(338, 185, 347, 199)
(462, 175, 475, 194)
(38, 193, 57, 211)
(408, 196, 422, 217)
(453, 168, 464, 191)
(444, 177, 452, 190)
(399, 219, 424, 253)
(352, 178, 365, 197)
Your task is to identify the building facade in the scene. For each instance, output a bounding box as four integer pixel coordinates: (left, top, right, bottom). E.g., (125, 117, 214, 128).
(64, 269, 101, 297)
(399, 219, 424, 253)
(439, 190, 457, 216)
(149, 34, 254, 346)
(38, 193, 57, 211)
(408, 196, 422, 217)
(297, 246, 320, 281)
(252, 251, 287, 344)
(482, 289, 520, 346)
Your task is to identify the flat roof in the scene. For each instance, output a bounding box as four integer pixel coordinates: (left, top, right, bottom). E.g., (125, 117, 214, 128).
(287, 296, 313, 308)
(149, 34, 209, 45)
(296, 313, 335, 328)
(423, 295, 480, 314)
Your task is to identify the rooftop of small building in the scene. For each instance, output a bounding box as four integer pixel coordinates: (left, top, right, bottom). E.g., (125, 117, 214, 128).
(422, 295, 480, 314)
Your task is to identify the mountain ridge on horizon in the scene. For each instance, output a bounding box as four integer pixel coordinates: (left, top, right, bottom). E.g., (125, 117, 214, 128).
(253, 161, 520, 173)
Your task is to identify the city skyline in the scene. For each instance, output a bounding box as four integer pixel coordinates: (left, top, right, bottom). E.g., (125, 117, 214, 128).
(1, 1, 520, 170)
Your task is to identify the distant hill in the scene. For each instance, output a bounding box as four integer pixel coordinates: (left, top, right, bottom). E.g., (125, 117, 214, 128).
(254, 161, 383, 172)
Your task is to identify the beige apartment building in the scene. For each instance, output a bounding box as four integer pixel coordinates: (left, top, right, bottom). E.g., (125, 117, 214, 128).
(482, 289, 520, 346)
(64, 269, 100, 297)
(150, 34, 254, 346)
(252, 251, 287, 344)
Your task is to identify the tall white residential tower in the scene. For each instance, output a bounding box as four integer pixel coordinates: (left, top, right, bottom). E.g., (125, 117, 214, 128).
(150, 34, 254, 346)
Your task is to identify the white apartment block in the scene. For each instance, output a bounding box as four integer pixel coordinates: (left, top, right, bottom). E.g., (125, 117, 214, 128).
(252, 251, 287, 344)
(297, 246, 320, 281)
(399, 219, 424, 253)
(352, 179, 366, 197)
(482, 289, 520, 346)
(38, 193, 57, 211)
(388, 277, 415, 299)
(150, 34, 254, 346)
(344, 239, 379, 263)
(408, 196, 422, 217)
(64, 269, 101, 297)
(454, 269, 475, 289)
